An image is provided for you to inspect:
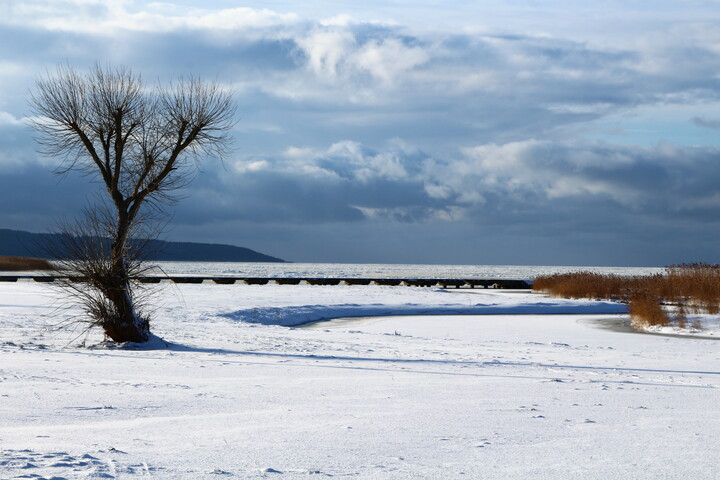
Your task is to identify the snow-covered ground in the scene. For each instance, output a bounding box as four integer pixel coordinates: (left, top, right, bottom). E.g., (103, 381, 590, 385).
(1, 282, 719, 479)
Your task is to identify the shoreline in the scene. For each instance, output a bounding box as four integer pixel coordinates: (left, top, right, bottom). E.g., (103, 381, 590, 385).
(305, 312, 720, 341)
(580, 316, 720, 341)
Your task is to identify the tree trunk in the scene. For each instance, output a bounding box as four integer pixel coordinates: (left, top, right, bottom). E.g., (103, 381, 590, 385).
(101, 272, 149, 342)
(100, 213, 149, 343)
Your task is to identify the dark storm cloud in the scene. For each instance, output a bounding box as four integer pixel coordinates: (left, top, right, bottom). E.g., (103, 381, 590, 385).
(174, 141, 441, 225)
(693, 117, 720, 131)
(167, 140, 720, 240)
(0, 163, 97, 231)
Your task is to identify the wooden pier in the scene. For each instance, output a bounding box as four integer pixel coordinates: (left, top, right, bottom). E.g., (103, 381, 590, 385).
(0, 275, 531, 289)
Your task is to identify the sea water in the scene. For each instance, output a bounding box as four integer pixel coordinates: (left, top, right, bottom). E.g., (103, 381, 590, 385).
(152, 262, 664, 280)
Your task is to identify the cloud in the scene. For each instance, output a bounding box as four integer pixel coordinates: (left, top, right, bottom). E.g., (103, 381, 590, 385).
(172, 140, 438, 225)
(165, 138, 720, 234)
(4, 1, 301, 34)
(353, 37, 430, 84)
(0, 112, 26, 126)
(692, 117, 720, 130)
(296, 29, 357, 80)
(4, 1, 720, 122)
(0, 162, 96, 232)
(162, 137, 720, 265)
(3, 1, 720, 264)
(451, 140, 720, 217)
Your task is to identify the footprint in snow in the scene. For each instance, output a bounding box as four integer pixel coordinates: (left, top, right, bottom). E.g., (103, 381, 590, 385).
(260, 467, 283, 474)
(0, 449, 157, 478)
(211, 468, 234, 475)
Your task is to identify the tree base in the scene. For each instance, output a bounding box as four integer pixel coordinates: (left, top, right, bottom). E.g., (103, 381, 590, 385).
(103, 316, 150, 343)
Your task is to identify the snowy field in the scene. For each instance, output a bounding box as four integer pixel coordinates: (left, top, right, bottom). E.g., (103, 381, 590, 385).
(1, 281, 719, 479)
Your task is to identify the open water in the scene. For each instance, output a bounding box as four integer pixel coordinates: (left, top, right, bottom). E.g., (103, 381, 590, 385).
(153, 262, 664, 280)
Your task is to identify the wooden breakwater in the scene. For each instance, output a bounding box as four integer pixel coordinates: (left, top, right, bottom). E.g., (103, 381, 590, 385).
(0, 275, 531, 289)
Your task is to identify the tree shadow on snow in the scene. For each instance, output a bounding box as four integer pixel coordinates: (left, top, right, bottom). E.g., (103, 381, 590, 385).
(160, 341, 720, 384)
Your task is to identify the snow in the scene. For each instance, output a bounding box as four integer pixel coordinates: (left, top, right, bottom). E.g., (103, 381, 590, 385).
(1, 281, 719, 479)
(208, 285, 627, 326)
(636, 314, 720, 338)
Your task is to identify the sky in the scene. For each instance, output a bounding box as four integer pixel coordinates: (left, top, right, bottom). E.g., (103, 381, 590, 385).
(1, 0, 720, 266)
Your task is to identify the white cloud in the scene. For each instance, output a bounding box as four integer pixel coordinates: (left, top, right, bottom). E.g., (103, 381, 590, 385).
(232, 159, 270, 174)
(352, 205, 465, 222)
(296, 29, 357, 79)
(4, 1, 300, 34)
(8, 0, 717, 122)
(453, 140, 720, 212)
(182, 8, 301, 31)
(354, 38, 430, 84)
(293, 26, 431, 89)
(282, 146, 320, 159)
(325, 141, 409, 182)
(319, 14, 353, 27)
(0, 112, 26, 126)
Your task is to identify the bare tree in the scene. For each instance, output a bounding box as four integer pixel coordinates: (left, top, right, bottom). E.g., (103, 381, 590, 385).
(30, 64, 236, 343)
(42, 200, 161, 343)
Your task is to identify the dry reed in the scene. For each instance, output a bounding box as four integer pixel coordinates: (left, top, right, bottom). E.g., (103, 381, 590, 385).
(533, 264, 720, 329)
(0, 256, 53, 271)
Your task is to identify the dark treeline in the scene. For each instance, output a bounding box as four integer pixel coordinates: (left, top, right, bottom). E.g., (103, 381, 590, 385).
(0, 228, 285, 263)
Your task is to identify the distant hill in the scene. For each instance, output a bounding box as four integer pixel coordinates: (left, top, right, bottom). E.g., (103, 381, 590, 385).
(0, 228, 285, 263)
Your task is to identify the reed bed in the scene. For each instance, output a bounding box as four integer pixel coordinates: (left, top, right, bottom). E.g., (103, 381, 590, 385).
(533, 263, 720, 329)
(0, 255, 53, 271)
